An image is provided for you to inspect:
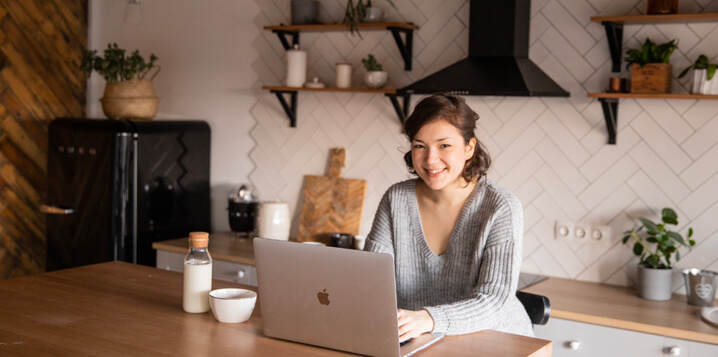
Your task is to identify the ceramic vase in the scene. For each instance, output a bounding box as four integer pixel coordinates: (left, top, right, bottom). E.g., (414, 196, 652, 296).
(691, 69, 718, 95)
(637, 265, 673, 301)
(364, 71, 388, 88)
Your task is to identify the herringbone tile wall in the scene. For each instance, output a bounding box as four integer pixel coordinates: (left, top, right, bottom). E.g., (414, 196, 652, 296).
(251, 0, 718, 288)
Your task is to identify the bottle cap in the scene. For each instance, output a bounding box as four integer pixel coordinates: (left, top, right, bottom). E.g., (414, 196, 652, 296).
(189, 232, 209, 248)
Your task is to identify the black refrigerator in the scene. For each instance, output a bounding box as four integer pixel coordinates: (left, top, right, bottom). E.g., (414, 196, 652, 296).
(45, 118, 210, 271)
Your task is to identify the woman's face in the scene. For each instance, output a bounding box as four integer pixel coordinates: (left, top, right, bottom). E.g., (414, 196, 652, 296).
(411, 119, 476, 191)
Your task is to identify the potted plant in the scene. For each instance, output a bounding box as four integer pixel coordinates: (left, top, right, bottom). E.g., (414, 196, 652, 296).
(678, 54, 718, 95)
(647, 0, 678, 14)
(343, 0, 395, 37)
(362, 54, 388, 88)
(624, 38, 678, 94)
(81, 43, 160, 120)
(622, 208, 695, 301)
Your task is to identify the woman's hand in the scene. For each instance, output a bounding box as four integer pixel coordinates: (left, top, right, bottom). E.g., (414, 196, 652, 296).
(397, 309, 434, 342)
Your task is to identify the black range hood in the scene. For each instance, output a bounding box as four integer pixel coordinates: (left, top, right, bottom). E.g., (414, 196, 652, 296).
(400, 0, 569, 97)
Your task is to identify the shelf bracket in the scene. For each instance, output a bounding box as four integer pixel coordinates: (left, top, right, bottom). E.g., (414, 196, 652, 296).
(602, 21, 623, 73)
(387, 26, 414, 71)
(386, 93, 411, 125)
(271, 29, 299, 50)
(270, 90, 298, 127)
(598, 98, 618, 145)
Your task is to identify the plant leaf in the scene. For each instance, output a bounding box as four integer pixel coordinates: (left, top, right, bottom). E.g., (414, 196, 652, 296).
(639, 217, 659, 234)
(622, 235, 630, 244)
(633, 243, 643, 256)
(676, 250, 681, 262)
(666, 231, 685, 245)
(707, 64, 716, 81)
(662, 208, 677, 221)
(688, 228, 694, 238)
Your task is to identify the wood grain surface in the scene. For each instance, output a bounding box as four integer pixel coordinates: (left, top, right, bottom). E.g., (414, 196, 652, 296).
(0, 261, 552, 356)
(297, 148, 367, 244)
(0, 0, 87, 278)
(522, 277, 718, 344)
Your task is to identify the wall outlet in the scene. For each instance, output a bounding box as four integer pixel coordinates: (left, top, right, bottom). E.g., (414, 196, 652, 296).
(555, 221, 612, 246)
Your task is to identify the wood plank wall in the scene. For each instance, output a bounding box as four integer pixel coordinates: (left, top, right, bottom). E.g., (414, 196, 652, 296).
(0, 0, 87, 278)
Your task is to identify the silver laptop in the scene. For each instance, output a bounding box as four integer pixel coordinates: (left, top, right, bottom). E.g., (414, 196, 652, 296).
(254, 238, 444, 357)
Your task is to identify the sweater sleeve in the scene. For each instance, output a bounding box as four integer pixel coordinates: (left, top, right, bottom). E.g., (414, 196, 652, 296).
(424, 193, 524, 335)
(363, 189, 395, 257)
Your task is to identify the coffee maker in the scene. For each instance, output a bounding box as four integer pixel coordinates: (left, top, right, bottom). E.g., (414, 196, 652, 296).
(228, 185, 258, 237)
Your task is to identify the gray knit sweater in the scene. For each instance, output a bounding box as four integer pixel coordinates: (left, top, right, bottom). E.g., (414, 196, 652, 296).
(364, 178, 534, 337)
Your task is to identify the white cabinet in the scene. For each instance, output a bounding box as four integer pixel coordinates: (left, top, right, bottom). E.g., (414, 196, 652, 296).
(156, 250, 257, 287)
(534, 318, 718, 356)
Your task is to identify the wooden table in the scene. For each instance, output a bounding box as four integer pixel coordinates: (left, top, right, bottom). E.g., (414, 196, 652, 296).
(0, 262, 552, 356)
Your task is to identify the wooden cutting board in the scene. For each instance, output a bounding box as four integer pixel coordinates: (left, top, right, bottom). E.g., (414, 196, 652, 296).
(297, 147, 367, 244)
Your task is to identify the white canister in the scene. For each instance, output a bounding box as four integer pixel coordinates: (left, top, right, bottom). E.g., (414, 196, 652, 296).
(286, 44, 307, 88)
(257, 202, 291, 241)
(336, 63, 352, 88)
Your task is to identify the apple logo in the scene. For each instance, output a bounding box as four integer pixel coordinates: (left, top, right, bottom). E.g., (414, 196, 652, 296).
(317, 289, 330, 305)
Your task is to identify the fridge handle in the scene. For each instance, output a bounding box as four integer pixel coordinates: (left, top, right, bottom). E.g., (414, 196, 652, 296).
(40, 204, 75, 215)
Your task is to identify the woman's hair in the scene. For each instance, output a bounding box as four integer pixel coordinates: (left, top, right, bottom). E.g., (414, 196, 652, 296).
(403, 93, 491, 183)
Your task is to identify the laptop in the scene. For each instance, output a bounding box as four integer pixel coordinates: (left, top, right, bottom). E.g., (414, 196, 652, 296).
(254, 238, 444, 357)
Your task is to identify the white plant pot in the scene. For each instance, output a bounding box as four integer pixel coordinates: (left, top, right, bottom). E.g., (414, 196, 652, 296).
(364, 71, 388, 89)
(637, 265, 674, 301)
(692, 69, 718, 95)
(363, 7, 383, 22)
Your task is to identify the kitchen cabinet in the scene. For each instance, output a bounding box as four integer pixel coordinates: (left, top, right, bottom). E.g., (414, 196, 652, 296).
(156, 249, 258, 286)
(534, 317, 718, 356)
(587, 13, 718, 144)
(262, 22, 418, 127)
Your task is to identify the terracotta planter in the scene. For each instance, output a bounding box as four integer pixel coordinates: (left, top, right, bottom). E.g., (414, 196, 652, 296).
(637, 265, 673, 301)
(647, 0, 678, 14)
(630, 63, 672, 94)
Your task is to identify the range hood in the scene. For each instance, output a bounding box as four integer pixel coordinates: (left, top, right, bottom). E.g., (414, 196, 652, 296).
(400, 0, 569, 97)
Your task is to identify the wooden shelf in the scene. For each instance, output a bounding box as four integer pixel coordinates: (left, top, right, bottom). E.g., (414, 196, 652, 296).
(263, 22, 418, 32)
(262, 85, 397, 94)
(262, 86, 410, 127)
(591, 13, 718, 24)
(588, 92, 718, 100)
(264, 22, 417, 71)
(588, 92, 718, 145)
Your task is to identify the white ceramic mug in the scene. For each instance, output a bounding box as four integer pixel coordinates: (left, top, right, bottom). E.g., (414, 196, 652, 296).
(257, 201, 291, 241)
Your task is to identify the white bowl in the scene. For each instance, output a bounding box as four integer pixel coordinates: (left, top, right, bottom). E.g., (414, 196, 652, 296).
(364, 71, 388, 89)
(209, 288, 257, 323)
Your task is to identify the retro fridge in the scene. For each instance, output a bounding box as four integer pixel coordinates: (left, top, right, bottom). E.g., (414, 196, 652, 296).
(44, 118, 210, 271)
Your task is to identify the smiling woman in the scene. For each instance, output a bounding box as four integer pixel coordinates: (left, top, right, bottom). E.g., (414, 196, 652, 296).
(364, 93, 533, 341)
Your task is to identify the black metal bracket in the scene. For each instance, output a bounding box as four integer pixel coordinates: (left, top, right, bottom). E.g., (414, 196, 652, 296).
(602, 21, 624, 73)
(271, 30, 299, 50)
(598, 98, 618, 145)
(387, 26, 414, 71)
(270, 90, 298, 127)
(386, 93, 411, 125)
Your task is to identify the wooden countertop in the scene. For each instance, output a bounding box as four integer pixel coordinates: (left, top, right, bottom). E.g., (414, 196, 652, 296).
(0, 262, 552, 356)
(153, 232, 256, 265)
(523, 277, 718, 344)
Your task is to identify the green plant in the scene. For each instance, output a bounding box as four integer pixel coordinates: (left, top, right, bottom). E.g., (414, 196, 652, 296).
(624, 38, 677, 70)
(678, 54, 717, 81)
(361, 54, 383, 71)
(621, 208, 695, 269)
(81, 43, 158, 83)
(343, 0, 395, 38)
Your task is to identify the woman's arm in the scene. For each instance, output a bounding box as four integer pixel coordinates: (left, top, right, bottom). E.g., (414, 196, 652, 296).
(424, 193, 524, 335)
(363, 189, 395, 257)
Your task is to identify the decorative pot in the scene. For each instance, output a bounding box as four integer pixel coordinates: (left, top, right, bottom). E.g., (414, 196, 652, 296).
(363, 7, 384, 22)
(291, 0, 318, 25)
(637, 265, 674, 301)
(364, 71, 388, 88)
(647, 0, 678, 14)
(691, 68, 718, 95)
(101, 79, 159, 120)
(630, 63, 672, 94)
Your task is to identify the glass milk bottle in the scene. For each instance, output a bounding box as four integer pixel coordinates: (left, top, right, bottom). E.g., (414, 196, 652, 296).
(183, 232, 212, 313)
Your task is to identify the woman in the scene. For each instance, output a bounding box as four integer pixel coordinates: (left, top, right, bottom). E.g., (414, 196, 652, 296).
(364, 93, 533, 341)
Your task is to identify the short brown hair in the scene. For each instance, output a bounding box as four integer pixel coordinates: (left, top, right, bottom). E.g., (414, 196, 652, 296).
(403, 93, 491, 183)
